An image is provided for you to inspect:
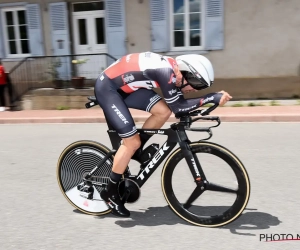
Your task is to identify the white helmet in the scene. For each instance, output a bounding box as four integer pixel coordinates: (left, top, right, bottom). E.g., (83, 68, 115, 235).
(175, 54, 214, 90)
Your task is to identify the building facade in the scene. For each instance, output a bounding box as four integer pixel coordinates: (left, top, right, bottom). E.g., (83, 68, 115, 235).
(0, 0, 299, 79)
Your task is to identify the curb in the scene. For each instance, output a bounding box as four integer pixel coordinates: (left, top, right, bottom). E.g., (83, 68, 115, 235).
(1, 106, 300, 124)
(1, 115, 300, 124)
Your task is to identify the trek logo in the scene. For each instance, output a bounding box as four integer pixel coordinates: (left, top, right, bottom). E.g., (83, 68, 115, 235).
(168, 89, 177, 95)
(191, 158, 200, 177)
(137, 142, 170, 180)
(157, 130, 164, 134)
(122, 74, 135, 83)
(111, 104, 129, 124)
(178, 104, 197, 112)
(200, 96, 214, 106)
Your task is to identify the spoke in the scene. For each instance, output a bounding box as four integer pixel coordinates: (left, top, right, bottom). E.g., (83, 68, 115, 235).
(183, 185, 205, 210)
(206, 182, 237, 194)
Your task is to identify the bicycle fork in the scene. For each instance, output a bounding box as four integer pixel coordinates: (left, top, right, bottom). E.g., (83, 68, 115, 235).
(179, 140, 209, 209)
(179, 141, 206, 182)
(176, 127, 204, 179)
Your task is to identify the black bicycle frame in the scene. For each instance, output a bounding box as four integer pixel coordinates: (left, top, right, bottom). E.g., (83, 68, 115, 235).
(85, 97, 220, 189)
(106, 118, 219, 188)
(108, 128, 176, 187)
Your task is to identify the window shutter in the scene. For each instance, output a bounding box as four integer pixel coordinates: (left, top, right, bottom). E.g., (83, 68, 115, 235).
(49, 2, 71, 80)
(105, 0, 127, 65)
(0, 11, 5, 58)
(204, 0, 224, 50)
(150, 0, 169, 52)
(26, 4, 44, 56)
(49, 2, 70, 56)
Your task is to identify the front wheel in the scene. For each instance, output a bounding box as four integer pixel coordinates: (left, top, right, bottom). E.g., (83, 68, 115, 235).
(161, 141, 250, 227)
(57, 140, 114, 216)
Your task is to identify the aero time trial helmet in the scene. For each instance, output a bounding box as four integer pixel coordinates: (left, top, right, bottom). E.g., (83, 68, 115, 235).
(175, 54, 214, 90)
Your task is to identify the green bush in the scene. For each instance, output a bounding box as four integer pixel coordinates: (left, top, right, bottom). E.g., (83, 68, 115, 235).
(203, 103, 214, 107)
(231, 102, 244, 107)
(247, 102, 264, 106)
(270, 100, 280, 106)
(57, 106, 70, 110)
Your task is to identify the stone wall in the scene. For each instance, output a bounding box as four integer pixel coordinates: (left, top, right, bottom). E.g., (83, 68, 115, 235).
(20, 76, 300, 110)
(22, 88, 99, 110)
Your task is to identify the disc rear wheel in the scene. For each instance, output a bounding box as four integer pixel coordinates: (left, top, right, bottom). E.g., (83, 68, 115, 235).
(57, 140, 113, 215)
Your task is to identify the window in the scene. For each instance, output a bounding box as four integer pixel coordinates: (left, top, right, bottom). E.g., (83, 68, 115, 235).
(73, 1, 104, 12)
(1, 7, 30, 57)
(95, 18, 105, 44)
(170, 0, 204, 50)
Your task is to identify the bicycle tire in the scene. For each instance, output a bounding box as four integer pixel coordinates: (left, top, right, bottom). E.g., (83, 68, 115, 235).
(57, 140, 113, 216)
(161, 141, 250, 227)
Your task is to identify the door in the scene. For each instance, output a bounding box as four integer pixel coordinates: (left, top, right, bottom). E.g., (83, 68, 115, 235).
(72, 2, 107, 79)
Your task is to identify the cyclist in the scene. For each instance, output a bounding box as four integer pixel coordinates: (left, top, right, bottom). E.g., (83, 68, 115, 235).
(95, 52, 232, 217)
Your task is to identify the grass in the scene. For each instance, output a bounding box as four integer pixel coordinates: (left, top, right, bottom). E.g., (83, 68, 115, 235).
(231, 102, 265, 107)
(203, 103, 214, 107)
(248, 102, 264, 106)
(57, 106, 70, 110)
(231, 102, 244, 107)
(270, 100, 280, 106)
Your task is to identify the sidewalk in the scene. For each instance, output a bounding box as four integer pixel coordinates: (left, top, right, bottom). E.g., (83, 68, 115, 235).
(0, 106, 300, 124)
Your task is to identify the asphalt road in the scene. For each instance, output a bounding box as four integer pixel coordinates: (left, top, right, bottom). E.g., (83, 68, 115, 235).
(1, 122, 300, 250)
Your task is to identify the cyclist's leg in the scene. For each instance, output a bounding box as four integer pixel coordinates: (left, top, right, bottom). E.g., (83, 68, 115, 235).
(94, 75, 140, 217)
(124, 88, 172, 146)
(142, 98, 172, 129)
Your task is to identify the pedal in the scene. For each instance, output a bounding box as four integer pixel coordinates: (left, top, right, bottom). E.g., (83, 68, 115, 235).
(77, 183, 94, 200)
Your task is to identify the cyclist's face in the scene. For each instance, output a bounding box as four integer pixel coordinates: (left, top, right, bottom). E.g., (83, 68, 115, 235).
(174, 71, 197, 93)
(173, 61, 197, 93)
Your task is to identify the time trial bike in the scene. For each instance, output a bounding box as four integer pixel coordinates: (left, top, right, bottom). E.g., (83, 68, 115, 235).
(56, 96, 250, 227)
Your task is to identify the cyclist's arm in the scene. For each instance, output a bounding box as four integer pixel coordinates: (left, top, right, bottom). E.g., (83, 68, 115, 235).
(144, 67, 222, 115)
(168, 91, 222, 115)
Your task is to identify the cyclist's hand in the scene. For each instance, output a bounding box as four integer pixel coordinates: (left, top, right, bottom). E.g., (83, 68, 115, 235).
(218, 90, 232, 106)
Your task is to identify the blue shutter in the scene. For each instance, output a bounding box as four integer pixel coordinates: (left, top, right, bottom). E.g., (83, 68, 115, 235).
(150, 0, 169, 52)
(49, 2, 71, 80)
(105, 0, 127, 65)
(204, 0, 224, 50)
(49, 2, 70, 56)
(0, 10, 5, 58)
(26, 4, 44, 56)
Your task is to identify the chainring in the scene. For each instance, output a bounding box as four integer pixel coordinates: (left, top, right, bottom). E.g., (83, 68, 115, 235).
(118, 178, 141, 203)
